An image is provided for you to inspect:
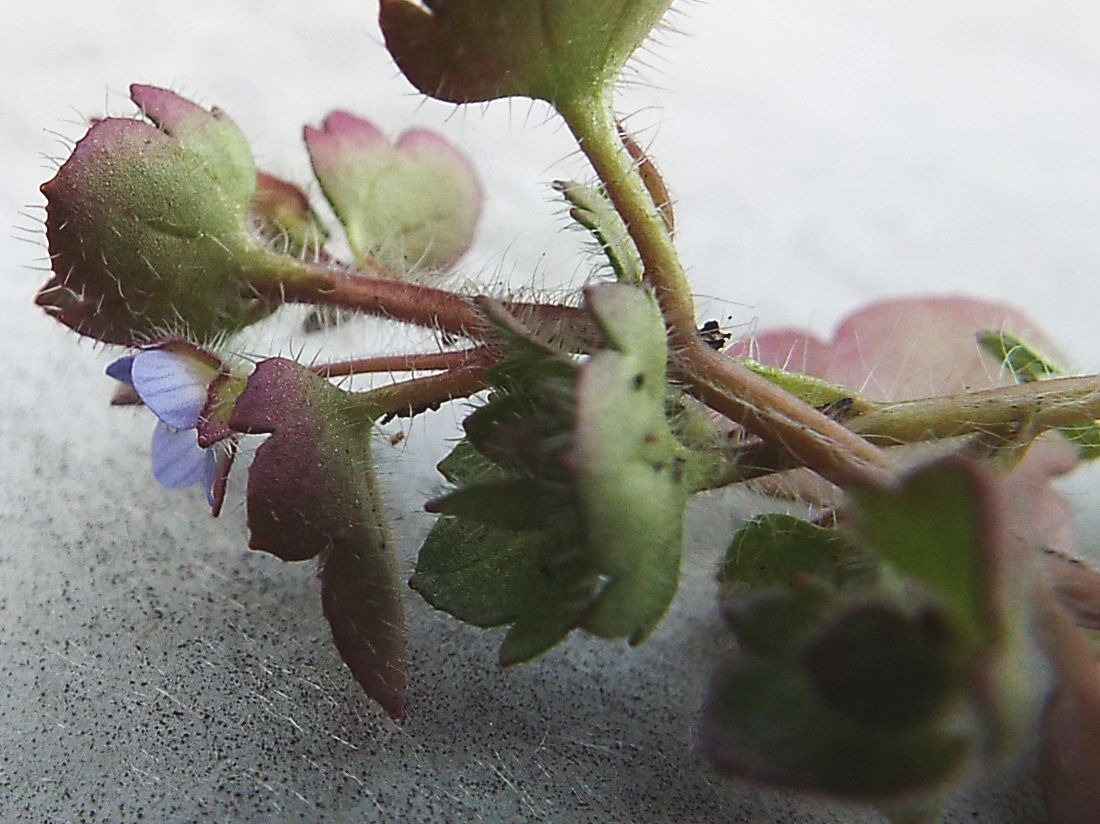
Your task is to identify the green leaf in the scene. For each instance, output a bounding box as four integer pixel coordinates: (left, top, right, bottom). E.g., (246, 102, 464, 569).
(380, 0, 674, 107)
(979, 329, 1100, 460)
(413, 284, 692, 659)
(555, 179, 641, 284)
(570, 284, 691, 643)
(720, 514, 876, 597)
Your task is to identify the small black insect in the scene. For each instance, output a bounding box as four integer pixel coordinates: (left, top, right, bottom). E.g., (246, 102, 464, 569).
(699, 320, 732, 350)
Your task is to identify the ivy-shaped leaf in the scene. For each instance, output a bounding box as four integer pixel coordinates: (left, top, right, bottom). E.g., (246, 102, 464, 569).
(38, 85, 293, 344)
(230, 359, 405, 718)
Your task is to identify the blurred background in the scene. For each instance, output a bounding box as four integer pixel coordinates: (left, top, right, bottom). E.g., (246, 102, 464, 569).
(3, 1, 1098, 820)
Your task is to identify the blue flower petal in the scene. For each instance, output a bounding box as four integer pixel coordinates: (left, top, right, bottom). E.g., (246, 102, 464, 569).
(132, 350, 208, 430)
(203, 448, 219, 508)
(151, 422, 210, 489)
(106, 355, 135, 386)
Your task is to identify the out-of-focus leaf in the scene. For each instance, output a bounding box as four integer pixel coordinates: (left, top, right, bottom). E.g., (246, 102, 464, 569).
(705, 653, 971, 802)
(719, 514, 875, 598)
(305, 111, 481, 272)
(251, 171, 328, 257)
(704, 458, 1052, 817)
(230, 358, 405, 717)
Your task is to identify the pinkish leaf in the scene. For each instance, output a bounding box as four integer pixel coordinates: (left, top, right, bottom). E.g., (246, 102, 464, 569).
(731, 296, 1100, 632)
(728, 296, 1062, 402)
(305, 111, 481, 272)
(230, 358, 405, 717)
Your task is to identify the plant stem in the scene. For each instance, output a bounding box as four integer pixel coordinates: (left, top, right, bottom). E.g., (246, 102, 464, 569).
(313, 347, 492, 378)
(559, 92, 897, 489)
(678, 343, 894, 488)
(360, 363, 490, 421)
(556, 93, 698, 336)
(847, 375, 1100, 445)
(244, 259, 586, 342)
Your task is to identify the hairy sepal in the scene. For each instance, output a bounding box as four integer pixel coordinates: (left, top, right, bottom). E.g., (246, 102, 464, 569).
(414, 284, 694, 662)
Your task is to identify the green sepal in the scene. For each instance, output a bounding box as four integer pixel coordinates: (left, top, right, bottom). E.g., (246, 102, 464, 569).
(736, 358, 871, 415)
(413, 283, 693, 660)
(555, 179, 642, 284)
(426, 479, 564, 531)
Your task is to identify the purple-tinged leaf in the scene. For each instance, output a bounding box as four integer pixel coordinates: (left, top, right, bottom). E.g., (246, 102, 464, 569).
(727, 296, 1060, 403)
(731, 295, 1090, 592)
(321, 546, 406, 719)
(229, 358, 405, 717)
(1039, 641, 1100, 824)
(380, 0, 674, 106)
(37, 85, 289, 344)
(305, 112, 482, 272)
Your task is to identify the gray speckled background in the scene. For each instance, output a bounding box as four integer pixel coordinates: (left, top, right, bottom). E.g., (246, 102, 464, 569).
(3, 1, 1099, 821)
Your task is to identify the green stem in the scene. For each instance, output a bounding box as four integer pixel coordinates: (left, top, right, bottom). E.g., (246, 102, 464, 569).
(847, 375, 1100, 445)
(558, 92, 896, 488)
(556, 93, 698, 336)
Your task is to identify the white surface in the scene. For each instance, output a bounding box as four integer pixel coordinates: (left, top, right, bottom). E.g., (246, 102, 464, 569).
(3, 1, 1099, 821)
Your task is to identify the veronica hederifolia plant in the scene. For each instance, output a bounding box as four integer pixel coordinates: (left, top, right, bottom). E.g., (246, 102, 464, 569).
(31, 2, 1100, 821)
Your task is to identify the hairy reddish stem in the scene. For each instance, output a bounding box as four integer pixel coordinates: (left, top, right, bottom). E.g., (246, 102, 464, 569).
(364, 363, 490, 420)
(676, 342, 894, 488)
(246, 262, 587, 343)
(313, 347, 493, 378)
